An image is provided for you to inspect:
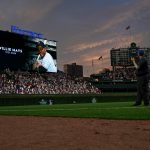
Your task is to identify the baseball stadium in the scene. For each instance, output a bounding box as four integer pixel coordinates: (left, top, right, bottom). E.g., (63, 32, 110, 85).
(1, 28, 150, 150)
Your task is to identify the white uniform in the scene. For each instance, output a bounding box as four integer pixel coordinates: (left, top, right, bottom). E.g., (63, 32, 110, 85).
(37, 52, 57, 72)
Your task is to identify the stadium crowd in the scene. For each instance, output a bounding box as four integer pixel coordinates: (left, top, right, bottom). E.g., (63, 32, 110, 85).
(0, 69, 101, 94)
(113, 67, 137, 80)
(97, 67, 137, 81)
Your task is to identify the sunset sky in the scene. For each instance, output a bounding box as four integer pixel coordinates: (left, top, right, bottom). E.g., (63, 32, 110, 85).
(0, 0, 150, 76)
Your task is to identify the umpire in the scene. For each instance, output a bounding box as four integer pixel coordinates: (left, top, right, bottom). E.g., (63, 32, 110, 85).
(131, 50, 149, 106)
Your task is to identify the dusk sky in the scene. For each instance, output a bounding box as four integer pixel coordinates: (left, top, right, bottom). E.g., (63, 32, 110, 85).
(0, 0, 150, 76)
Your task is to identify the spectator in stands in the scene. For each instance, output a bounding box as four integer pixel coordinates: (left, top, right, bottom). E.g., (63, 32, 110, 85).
(0, 69, 101, 94)
(131, 50, 149, 106)
(33, 41, 57, 73)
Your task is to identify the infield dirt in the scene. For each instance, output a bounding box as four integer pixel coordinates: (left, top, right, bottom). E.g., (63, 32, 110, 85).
(0, 116, 150, 150)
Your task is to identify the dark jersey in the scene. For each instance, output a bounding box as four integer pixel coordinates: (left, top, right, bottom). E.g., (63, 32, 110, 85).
(136, 57, 149, 77)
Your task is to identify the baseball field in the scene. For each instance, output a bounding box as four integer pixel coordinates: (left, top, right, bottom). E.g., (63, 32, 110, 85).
(0, 102, 150, 120)
(0, 94, 150, 150)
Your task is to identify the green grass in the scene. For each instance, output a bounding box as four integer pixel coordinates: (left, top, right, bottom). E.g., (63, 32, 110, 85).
(0, 102, 150, 120)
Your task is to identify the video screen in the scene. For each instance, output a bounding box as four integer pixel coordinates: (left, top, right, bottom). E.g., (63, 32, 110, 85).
(0, 30, 57, 72)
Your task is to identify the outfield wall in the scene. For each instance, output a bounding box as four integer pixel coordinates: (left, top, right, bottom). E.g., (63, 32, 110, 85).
(0, 93, 136, 106)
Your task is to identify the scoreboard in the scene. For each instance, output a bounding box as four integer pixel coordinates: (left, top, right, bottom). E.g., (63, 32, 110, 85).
(110, 43, 150, 66)
(0, 30, 57, 72)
